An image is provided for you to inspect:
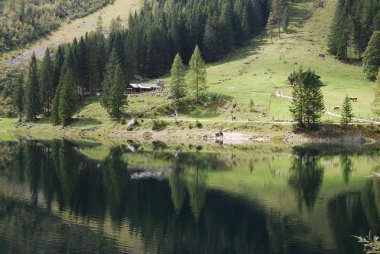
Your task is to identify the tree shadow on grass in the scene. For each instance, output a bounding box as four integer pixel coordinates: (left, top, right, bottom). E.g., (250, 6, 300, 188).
(70, 118, 102, 127)
(206, 36, 271, 67)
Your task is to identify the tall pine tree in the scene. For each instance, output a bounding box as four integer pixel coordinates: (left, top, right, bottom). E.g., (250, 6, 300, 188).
(39, 48, 54, 115)
(13, 73, 24, 118)
(170, 53, 187, 99)
(363, 31, 380, 80)
(25, 53, 40, 122)
(189, 45, 207, 102)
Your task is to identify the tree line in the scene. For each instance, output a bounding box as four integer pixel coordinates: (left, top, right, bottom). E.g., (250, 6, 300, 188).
(0, 0, 114, 52)
(328, 0, 380, 76)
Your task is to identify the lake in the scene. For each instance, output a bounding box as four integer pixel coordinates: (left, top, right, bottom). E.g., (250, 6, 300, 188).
(0, 139, 379, 254)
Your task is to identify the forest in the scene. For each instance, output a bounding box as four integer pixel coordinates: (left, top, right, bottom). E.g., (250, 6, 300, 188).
(328, 0, 380, 63)
(8, 0, 270, 124)
(0, 0, 114, 52)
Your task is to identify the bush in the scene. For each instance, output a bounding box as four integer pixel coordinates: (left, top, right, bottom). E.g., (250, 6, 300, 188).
(152, 120, 167, 131)
(195, 120, 203, 128)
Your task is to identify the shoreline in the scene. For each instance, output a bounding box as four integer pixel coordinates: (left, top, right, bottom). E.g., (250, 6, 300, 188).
(2, 117, 380, 145)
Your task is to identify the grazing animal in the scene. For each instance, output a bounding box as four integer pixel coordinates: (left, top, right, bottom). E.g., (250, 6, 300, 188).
(349, 97, 358, 102)
(334, 106, 340, 111)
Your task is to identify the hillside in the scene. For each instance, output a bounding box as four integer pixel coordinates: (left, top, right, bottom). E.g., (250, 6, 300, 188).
(0, 0, 141, 70)
(117, 0, 375, 123)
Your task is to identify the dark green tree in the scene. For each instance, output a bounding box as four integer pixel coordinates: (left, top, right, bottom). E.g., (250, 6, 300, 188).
(55, 49, 80, 126)
(371, 68, 380, 115)
(13, 73, 24, 118)
(25, 53, 40, 122)
(340, 95, 354, 128)
(101, 48, 120, 110)
(39, 48, 54, 115)
(189, 45, 207, 102)
(363, 31, 380, 80)
(53, 45, 65, 89)
(109, 65, 126, 120)
(289, 68, 325, 129)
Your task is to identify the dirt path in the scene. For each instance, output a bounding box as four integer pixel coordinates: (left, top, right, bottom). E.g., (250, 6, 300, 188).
(4, 0, 141, 67)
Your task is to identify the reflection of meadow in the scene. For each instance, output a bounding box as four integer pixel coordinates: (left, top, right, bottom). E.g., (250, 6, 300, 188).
(0, 140, 379, 253)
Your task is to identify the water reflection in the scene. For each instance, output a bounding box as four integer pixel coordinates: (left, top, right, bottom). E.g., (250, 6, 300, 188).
(0, 140, 379, 253)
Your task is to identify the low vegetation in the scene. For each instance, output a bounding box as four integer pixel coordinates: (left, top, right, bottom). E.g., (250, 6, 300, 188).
(0, 0, 114, 52)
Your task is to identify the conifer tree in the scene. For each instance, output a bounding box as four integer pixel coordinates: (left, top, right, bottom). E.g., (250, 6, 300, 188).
(50, 86, 60, 125)
(25, 53, 40, 122)
(289, 68, 325, 129)
(109, 65, 126, 120)
(363, 31, 380, 80)
(372, 68, 380, 116)
(58, 66, 80, 126)
(77, 36, 89, 95)
(96, 16, 103, 33)
(39, 48, 54, 115)
(170, 53, 186, 99)
(101, 48, 120, 110)
(189, 45, 207, 102)
(13, 73, 24, 118)
(53, 45, 65, 89)
(340, 95, 354, 128)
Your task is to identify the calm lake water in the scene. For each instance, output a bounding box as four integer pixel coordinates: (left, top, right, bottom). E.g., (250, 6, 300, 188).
(0, 140, 379, 254)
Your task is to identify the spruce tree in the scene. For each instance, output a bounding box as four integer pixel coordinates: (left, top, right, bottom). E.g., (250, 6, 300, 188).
(58, 67, 79, 126)
(25, 53, 40, 122)
(189, 45, 207, 102)
(289, 68, 325, 129)
(50, 86, 61, 125)
(372, 68, 380, 116)
(52, 49, 80, 126)
(13, 73, 24, 118)
(340, 95, 354, 128)
(109, 65, 126, 120)
(170, 53, 186, 99)
(39, 48, 54, 115)
(77, 36, 89, 95)
(363, 31, 380, 80)
(53, 45, 65, 89)
(101, 48, 120, 110)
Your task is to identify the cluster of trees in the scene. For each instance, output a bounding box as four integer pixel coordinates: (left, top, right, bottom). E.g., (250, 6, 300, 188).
(289, 68, 325, 129)
(0, 0, 113, 52)
(170, 46, 207, 102)
(13, 28, 128, 125)
(11, 0, 270, 124)
(126, 0, 269, 77)
(267, 0, 289, 39)
(328, 0, 380, 62)
(289, 68, 356, 129)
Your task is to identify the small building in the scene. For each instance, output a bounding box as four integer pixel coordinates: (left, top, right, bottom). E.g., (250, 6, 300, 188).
(127, 80, 164, 93)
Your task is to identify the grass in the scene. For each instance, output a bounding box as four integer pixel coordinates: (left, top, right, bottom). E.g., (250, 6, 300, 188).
(138, 0, 376, 123)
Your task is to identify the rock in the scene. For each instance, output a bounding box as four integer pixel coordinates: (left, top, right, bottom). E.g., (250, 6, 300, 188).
(127, 118, 136, 128)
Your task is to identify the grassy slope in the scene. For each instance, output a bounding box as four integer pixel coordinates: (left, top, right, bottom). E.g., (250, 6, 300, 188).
(122, 0, 375, 122)
(0, 0, 141, 72)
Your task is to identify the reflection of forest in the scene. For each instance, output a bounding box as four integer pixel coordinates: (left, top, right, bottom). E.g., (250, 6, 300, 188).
(0, 141, 379, 253)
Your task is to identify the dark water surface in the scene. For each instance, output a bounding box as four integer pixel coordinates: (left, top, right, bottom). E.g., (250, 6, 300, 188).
(0, 140, 379, 254)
